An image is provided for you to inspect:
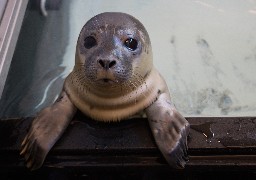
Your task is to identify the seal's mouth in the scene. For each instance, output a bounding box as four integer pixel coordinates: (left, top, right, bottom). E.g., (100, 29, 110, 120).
(96, 71, 118, 84)
(97, 78, 117, 85)
(103, 78, 109, 83)
(101, 78, 113, 83)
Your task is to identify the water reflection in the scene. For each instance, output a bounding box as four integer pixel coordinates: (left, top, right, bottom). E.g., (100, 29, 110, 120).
(0, 0, 71, 117)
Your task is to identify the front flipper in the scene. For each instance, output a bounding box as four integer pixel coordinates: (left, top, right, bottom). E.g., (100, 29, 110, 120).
(20, 90, 77, 170)
(145, 92, 190, 169)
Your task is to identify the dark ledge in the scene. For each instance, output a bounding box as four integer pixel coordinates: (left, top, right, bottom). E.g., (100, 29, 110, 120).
(0, 112, 256, 179)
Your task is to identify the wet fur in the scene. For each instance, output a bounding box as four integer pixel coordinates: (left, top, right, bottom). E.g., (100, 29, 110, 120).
(20, 12, 190, 170)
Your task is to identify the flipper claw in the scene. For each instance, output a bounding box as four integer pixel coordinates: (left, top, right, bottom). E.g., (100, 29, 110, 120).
(165, 124, 189, 168)
(20, 146, 26, 156)
(21, 134, 28, 147)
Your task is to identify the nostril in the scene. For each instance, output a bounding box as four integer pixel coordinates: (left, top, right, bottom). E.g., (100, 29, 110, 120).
(109, 60, 116, 68)
(99, 60, 105, 68)
(98, 59, 116, 69)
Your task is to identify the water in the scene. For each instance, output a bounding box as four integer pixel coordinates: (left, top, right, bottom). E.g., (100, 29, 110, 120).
(190, 122, 214, 139)
(1, 0, 256, 118)
(190, 118, 256, 147)
(0, 1, 71, 117)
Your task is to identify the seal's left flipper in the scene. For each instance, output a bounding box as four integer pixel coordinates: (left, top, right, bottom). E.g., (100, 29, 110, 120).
(20, 90, 77, 170)
(145, 92, 190, 168)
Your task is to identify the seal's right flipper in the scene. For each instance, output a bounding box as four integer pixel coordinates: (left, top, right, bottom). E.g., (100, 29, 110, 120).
(20, 90, 77, 170)
(145, 92, 190, 169)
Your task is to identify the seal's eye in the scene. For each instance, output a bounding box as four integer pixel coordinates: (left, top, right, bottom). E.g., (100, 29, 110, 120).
(124, 38, 138, 51)
(84, 36, 97, 49)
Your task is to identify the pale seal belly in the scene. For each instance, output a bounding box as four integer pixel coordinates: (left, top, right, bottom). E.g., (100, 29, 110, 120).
(20, 12, 190, 170)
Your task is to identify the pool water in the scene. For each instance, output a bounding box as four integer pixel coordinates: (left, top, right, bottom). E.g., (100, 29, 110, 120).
(1, 0, 256, 118)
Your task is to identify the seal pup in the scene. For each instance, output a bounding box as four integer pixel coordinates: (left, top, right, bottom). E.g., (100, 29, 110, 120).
(20, 12, 190, 170)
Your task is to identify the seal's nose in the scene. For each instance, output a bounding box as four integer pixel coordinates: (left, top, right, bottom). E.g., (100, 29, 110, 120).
(98, 59, 116, 69)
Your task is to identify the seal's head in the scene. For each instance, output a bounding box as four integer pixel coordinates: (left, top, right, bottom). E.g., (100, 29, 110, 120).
(76, 12, 153, 87)
(65, 12, 162, 121)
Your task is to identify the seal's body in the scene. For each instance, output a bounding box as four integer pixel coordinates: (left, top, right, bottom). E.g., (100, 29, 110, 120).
(21, 12, 190, 170)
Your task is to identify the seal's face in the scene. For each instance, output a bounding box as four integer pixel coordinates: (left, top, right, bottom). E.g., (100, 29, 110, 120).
(75, 12, 153, 88)
(64, 12, 162, 121)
